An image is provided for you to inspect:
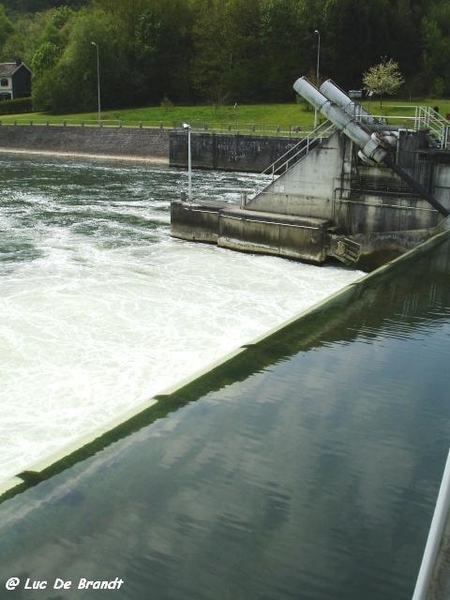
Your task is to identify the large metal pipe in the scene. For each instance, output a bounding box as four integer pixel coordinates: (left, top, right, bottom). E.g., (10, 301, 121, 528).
(294, 76, 450, 217)
(319, 79, 373, 123)
(319, 79, 399, 136)
(293, 76, 387, 164)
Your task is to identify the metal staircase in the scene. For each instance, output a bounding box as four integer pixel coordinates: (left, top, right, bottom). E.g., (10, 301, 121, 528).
(414, 106, 450, 149)
(262, 120, 336, 180)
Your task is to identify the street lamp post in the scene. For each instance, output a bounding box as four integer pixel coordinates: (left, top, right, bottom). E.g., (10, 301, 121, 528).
(314, 29, 320, 130)
(183, 123, 192, 200)
(91, 41, 101, 124)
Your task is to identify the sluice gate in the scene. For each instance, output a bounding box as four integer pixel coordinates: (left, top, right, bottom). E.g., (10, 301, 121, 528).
(171, 78, 450, 270)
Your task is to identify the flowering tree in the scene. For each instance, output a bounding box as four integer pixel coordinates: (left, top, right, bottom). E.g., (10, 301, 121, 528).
(362, 58, 404, 106)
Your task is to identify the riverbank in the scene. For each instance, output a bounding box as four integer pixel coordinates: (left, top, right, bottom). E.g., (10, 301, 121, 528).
(0, 123, 298, 173)
(0, 147, 169, 164)
(0, 124, 170, 163)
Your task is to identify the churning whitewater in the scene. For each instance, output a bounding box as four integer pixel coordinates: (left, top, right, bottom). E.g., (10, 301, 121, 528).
(0, 154, 362, 483)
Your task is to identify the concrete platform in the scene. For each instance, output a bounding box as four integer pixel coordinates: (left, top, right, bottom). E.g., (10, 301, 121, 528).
(170, 200, 333, 264)
(170, 199, 228, 243)
(219, 206, 332, 263)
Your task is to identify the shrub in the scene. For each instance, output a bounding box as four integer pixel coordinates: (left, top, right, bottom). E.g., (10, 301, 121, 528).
(0, 97, 32, 115)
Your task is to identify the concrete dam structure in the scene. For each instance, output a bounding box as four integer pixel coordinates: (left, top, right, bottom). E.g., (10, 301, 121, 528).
(171, 78, 450, 270)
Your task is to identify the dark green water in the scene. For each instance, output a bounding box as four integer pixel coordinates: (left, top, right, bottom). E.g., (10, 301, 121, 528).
(0, 165, 450, 598)
(0, 234, 450, 600)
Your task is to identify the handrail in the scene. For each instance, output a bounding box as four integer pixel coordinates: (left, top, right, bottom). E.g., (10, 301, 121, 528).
(262, 120, 336, 180)
(414, 106, 450, 149)
(412, 448, 450, 600)
(0, 118, 310, 138)
(245, 121, 336, 203)
(1, 107, 447, 143)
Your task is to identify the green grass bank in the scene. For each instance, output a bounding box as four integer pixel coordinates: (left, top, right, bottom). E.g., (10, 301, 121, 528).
(0, 98, 449, 135)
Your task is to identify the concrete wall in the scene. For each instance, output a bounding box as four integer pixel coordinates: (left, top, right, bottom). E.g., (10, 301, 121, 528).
(169, 130, 300, 172)
(246, 129, 448, 234)
(433, 163, 450, 208)
(246, 132, 348, 218)
(0, 124, 300, 172)
(171, 199, 227, 243)
(335, 193, 439, 234)
(0, 124, 170, 159)
(218, 207, 331, 263)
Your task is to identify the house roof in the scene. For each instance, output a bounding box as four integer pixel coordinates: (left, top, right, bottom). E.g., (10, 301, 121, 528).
(0, 62, 31, 76)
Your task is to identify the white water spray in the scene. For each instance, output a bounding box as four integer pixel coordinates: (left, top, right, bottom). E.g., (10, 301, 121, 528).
(0, 157, 362, 483)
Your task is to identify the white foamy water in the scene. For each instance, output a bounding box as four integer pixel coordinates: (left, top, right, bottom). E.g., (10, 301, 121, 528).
(0, 155, 362, 483)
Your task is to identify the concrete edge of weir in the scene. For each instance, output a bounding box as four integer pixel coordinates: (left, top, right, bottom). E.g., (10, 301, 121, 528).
(1, 226, 450, 504)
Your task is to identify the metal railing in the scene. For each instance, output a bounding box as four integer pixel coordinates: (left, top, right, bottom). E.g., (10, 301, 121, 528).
(2, 107, 448, 143)
(414, 106, 450, 149)
(0, 118, 312, 138)
(262, 120, 336, 180)
(412, 448, 450, 600)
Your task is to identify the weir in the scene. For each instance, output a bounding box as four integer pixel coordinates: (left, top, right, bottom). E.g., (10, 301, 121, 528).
(1, 212, 450, 600)
(1, 154, 450, 599)
(171, 78, 450, 270)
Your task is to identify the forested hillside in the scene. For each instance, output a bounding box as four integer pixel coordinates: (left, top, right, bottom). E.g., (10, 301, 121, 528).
(0, 0, 448, 113)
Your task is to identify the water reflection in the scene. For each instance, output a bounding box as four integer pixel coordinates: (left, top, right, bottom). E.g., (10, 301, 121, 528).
(1, 155, 361, 482)
(1, 212, 450, 597)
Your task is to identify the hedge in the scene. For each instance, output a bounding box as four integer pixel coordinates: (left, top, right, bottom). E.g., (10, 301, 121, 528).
(0, 97, 33, 115)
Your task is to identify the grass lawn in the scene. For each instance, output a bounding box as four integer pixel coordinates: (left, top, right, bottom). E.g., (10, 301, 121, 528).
(1, 97, 449, 134)
(0, 103, 315, 132)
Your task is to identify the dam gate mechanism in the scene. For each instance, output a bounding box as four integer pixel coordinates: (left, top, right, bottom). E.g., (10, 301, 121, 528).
(171, 78, 450, 271)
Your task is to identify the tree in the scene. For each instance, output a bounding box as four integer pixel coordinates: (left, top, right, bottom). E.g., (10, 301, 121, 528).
(1, 0, 89, 12)
(190, 0, 237, 104)
(32, 8, 130, 113)
(323, 0, 395, 90)
(133, 0, 194, 104)
(30, 7, 73, 76)
(0, 5, 14, 48)
(421, 0, 450, 97)
(362, 58, 404, 106)
(259, 0, 311, 101)
(0, 0, 442, 112)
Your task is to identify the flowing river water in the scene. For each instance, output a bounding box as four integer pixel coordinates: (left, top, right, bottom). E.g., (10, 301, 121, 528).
(1, 153, 449, 600)
(0, 154, 361, 483)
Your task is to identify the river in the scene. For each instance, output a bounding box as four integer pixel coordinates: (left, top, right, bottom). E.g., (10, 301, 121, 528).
(0, 153, 361, 483)
(1, 153, 449, 600)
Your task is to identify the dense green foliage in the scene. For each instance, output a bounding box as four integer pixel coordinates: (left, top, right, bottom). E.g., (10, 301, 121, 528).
(0, 0, 448, 114)
(0, 97, 32, 114)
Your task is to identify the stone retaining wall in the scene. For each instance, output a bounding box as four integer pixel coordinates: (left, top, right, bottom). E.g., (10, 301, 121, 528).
(0, 124, 170, 159)
(0, 124, 299, 173)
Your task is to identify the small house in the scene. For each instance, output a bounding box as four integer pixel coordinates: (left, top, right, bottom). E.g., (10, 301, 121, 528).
(0, 61, 32, 100)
